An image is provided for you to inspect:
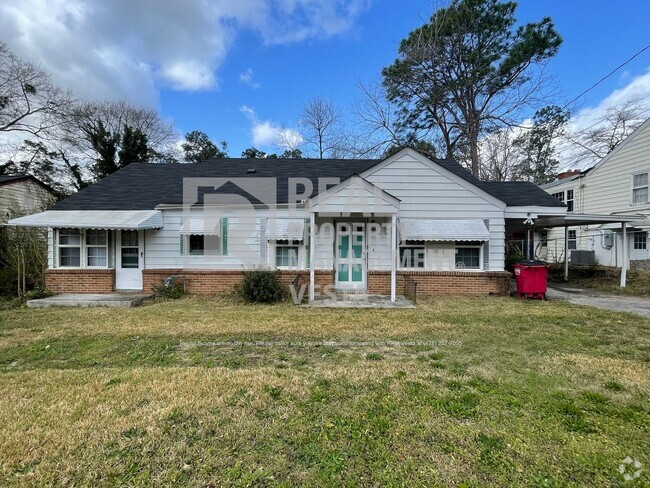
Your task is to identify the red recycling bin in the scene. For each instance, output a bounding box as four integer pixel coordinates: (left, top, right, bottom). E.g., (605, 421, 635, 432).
(513, 261, 549, 299)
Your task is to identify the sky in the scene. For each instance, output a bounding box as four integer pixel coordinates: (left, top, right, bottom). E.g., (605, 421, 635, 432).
(2, 0, 650, 157)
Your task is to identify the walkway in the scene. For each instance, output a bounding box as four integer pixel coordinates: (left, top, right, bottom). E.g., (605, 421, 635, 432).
(27, 293, 151, 308)
(546, 282, 650, 318)
(306, 294, 415, 308)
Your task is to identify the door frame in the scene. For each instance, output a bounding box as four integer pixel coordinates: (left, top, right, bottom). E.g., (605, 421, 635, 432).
(115, 229, 144, 290)
(334, 220, 367, 291)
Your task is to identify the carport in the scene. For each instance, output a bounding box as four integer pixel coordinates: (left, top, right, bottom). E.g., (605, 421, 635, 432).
(529, 214, 646, 287)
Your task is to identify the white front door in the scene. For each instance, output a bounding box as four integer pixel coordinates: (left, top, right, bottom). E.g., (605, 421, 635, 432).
(335, 222, 366, 290)
(115, 230, 143, 290)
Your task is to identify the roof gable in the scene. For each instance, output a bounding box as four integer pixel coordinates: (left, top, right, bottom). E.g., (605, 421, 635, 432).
(309, 175, 400, 213)
(361, 148, 506, 209)
(588, 117, 650, 177)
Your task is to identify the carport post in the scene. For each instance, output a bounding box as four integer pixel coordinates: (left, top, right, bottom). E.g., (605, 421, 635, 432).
(309, 211, 316, 301)
(620, 222, 628, 288)
(564, 225, 569, 281)
(390, 213, 396, 302)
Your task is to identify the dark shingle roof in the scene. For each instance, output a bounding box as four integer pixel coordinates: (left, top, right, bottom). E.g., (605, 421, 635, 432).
(0, 174, 55, 193)
(0, 175, 30, 185)
(50, 156, 565, 210)
(483, 181, 566, 207)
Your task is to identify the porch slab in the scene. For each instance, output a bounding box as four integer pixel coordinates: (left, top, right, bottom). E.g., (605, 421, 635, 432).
(27, 293, 151, 308)
(305, 294, 415, 308)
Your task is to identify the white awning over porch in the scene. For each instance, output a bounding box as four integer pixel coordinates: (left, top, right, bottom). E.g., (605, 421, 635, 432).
(267, 218, 305, 241)
(399, 219, 490, 242)
(7, 210, 163, 230)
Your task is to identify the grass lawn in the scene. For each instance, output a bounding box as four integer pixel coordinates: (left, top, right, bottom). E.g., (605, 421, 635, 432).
(0, 297, 649, 486)
(551, 266, 650, 297)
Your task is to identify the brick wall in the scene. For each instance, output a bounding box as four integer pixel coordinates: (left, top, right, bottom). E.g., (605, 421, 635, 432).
(369, 270, 511, 296)
(142, 269, 335, 296)
(45, 268, 510, 296)
(45, 269, 115, 294)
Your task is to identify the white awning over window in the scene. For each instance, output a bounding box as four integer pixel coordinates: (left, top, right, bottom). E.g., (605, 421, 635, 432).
(7, 210, 163, 230)
(267, 218, 305, 241)
(180, 217, 221, 235)
(399, 219, 490, 242)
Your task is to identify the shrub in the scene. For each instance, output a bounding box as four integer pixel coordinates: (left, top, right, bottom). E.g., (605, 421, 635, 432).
(23, 286, 52, 300)
(152, 276, 186, 299)
(236, 269, 285, 303)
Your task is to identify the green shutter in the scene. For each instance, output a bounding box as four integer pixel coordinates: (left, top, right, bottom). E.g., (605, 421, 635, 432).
(180, 235, 185, 255)
(305, 218, 310, 269)
(221, 218, 228, 255)
(483, 219, 490, 270)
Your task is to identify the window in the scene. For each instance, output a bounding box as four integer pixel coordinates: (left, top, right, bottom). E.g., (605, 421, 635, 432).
(540, 232, 548, 247)
(189, 235, 204, 255)
(275, 240, 299, 267)
(568, 230, 577, 250)
(455, 241, 482, 269)
(552, 190, 574, 211)
(86, 229, 107, 267)
(180, 234, 221, 255)
(58, 229, 81, 267)
(120, 230, 139, 268)
(634, 231, 647, 250)
(633, 172, 648, 204)
(566, 189, 574, 212)
(399, 240, 425, 268)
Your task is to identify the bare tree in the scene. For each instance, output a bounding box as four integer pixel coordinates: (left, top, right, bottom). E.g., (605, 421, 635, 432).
(300, 97, 348, 158)
(479, 129, 520, 181)
(382, 0, 562, 176)
(351, 81, 405, 157)
(0, 42, 73, 137)
(562, 97, 649, 167)
(71, 100, 178, 152)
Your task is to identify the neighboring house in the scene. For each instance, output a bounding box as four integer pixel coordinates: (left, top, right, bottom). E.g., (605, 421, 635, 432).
(9, 148, 566, 299)
(0, 175, 55, 222)
(541, 118, 650, 267)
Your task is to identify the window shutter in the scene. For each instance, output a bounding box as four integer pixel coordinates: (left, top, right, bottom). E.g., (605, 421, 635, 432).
(305, 218, 311, 269)
(260, 218, 268, 265)
(221, 218, 228, 255)
(483, 219, 490, 271)
(180, 234, 185, 255)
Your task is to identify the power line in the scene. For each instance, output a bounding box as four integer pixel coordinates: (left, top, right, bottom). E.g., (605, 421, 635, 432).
(563, 44, 650, 109)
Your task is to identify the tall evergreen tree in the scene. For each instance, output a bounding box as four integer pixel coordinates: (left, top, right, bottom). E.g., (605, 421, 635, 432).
(383, 0, 562, 176)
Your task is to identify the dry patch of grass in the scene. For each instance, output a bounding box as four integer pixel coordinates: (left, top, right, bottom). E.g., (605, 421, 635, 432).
(0, 296, 649, 486)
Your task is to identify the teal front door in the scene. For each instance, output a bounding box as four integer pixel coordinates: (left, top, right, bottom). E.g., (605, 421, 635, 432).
(335, 222, 366, 290)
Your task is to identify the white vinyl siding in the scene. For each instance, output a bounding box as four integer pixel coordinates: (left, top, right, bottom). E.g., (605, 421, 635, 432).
(144, 208, 308, 270)
(361, 152, 506, 271)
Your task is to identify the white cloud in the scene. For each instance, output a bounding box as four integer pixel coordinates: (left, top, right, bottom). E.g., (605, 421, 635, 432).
(568, 68, 650, 132)
(239, 68, 260, 89)
(0, 0, 370, 106)
(240, 105, 303, 148)
(556, 68, 650, 169)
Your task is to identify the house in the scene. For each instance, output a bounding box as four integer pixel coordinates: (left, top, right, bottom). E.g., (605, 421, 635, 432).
(0, 174, 55, 222)
(9, 148, 567, 299)
(541, 118, 650, 268)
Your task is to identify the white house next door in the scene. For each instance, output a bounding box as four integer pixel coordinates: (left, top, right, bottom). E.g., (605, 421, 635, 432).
(335, 222, 366, 290)
(116, 230, 143, 290)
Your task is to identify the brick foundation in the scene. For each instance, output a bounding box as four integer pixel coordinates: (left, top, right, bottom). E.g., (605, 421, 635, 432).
(142, 269, 335, 296)
(45, 269, 115, 294)
(369, 270, 511, 296)
(44, 268, 511, 297)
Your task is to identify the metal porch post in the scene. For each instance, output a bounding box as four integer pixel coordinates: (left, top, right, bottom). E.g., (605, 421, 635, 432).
(309, 211, 316, 301)
(564, 225, 569, 282)
(390, 213, 396, 302)
(621, 222, 628, 288)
